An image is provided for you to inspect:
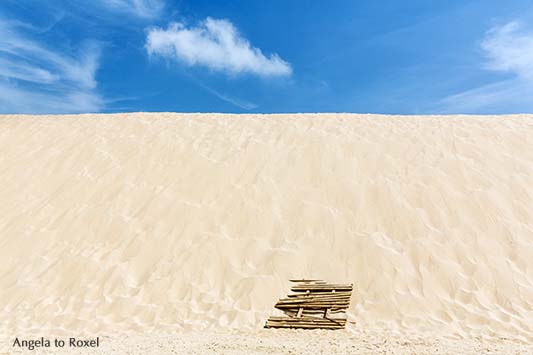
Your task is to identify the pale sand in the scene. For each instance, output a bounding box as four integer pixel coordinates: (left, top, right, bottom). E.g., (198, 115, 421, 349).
(0, 113, 532, 354)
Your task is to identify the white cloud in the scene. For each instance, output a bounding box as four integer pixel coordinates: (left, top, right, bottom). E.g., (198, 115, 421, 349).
(146, 18, 292, 77)
(0, 20, 103, 114)
(102, 0, 164, 19)
(0, 57, 58, 84)
(0, 82, 103, 114)
(440, 21, 533, 113)
(481, 21, 533, 81)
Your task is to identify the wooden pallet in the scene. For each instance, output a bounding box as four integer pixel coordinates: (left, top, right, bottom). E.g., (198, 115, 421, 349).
(265, 280, 353, 330)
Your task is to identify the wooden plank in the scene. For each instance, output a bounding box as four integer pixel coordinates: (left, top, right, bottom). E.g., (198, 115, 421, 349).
(266, 318, 346, 323)
(287, 291, 352, 298)
(277, 302, 350, 307)
(292, 289, 352, 294)
(277, 296, 351, 303)
(290, 287, 352, 290)
(266, 319, 346, 326)
(289, 279, 326, 283)
(268, 327, 343, 330)
(265, 324, 344, 330)
(278, 306, 349, 311)
(280, 294, 352, 300)
(265, 316, 347, 329)
(291, 283, 352, 287)
(276, 299, 350, 306)
(282, 292, 352, 299)
(274, 300, 350, 308)
(276, 302, 351, 307)
(283, 309, 336, 316)
(276, 299, 351, 304)
(291, 285, 353, 291)
(286, 294, 350, 298)
(265, 322, 347, 327)
(276, 305, 349, 310)
(276, 303, 350, 308)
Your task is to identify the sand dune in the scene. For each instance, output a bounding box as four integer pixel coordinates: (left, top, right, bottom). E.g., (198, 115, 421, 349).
(1, 113, 532, 352)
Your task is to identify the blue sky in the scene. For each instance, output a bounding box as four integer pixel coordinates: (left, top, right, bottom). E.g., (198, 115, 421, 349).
(1, 0, 533, 114)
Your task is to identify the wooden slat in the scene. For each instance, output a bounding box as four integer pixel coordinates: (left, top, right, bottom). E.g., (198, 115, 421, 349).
(291, 283, 352, 287)
(290, 290, 352, 294)
(267, 316, 346, 323)
(277, 302, 351, 307)
(265, 316, 347, 329)
(283, 309, 328, 316)
(291, 285, 352, 292)
(276, 305, 349, 310)
(278, 303, 350, 308)
(282, 292, 352, 299)
(277, 296, 351, 303)
(286, 291, 352, 298)
(278, 298, 351, 304)
(266, 318, 346, 325)
(276, 297, 351, 303)
(276, 301, 351, 306)
(289, 279, 326, 283)
(280, 309, 349, 315)
(267, 324, 346, 329)
(276, 301, 351, 307)
(265, 323, 344, 330)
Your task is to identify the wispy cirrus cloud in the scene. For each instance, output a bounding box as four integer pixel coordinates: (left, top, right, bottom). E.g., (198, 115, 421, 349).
(441, 21, 533, 113)
(0, 19, 102, 114)
(98, 0, 164, 19)
(193, 80, 258, 110)
(481, 21, 533, 80)
(146, 17, 292, 78)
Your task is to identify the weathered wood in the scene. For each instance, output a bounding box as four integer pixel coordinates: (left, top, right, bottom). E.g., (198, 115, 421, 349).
(279, 293, 351, 299)
(276, 304, 350, 309)
(276, 301, 350, 307)
(265, 323, 344, 330)
(289, 279, 326, 283)
(276, 297, 351, 304)
(291, 283, 352, 287)
(267, 324, 344, 329)
(276, 298, 351, 304)
(283, 309, 332, 316)
(280, 309, 348, 315)
(287, 291, 352, 298)
(280, 294, 352, 299)
(266, 317, 346, 325)
(291, 285, 353, 292)
(265, 316, 346, 329)
(276, 298, 351, 305)
(277, 304, 349, 309)
(267, 319, 344, 323)
(265, 280, 353, 330)
(280, 293, 352, 300)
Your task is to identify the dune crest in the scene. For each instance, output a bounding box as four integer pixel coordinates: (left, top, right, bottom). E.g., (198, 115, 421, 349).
(0, 113, 532, 342)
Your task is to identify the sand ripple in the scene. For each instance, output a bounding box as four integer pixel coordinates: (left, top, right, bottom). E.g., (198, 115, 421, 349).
(0, 113, 532, 342)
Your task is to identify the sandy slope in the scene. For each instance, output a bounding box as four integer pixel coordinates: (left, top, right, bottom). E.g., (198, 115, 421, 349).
(0, 113, 532, 352)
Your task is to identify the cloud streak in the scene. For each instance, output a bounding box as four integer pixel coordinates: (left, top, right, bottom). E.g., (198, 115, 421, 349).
(440, 21, 533, 113)
(99, 0, 164, 19)
(146, 18, 292, 77)
(194, 81, 258, 110)
(481, 21, 533, 81)
(0, 20, 102, 114)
